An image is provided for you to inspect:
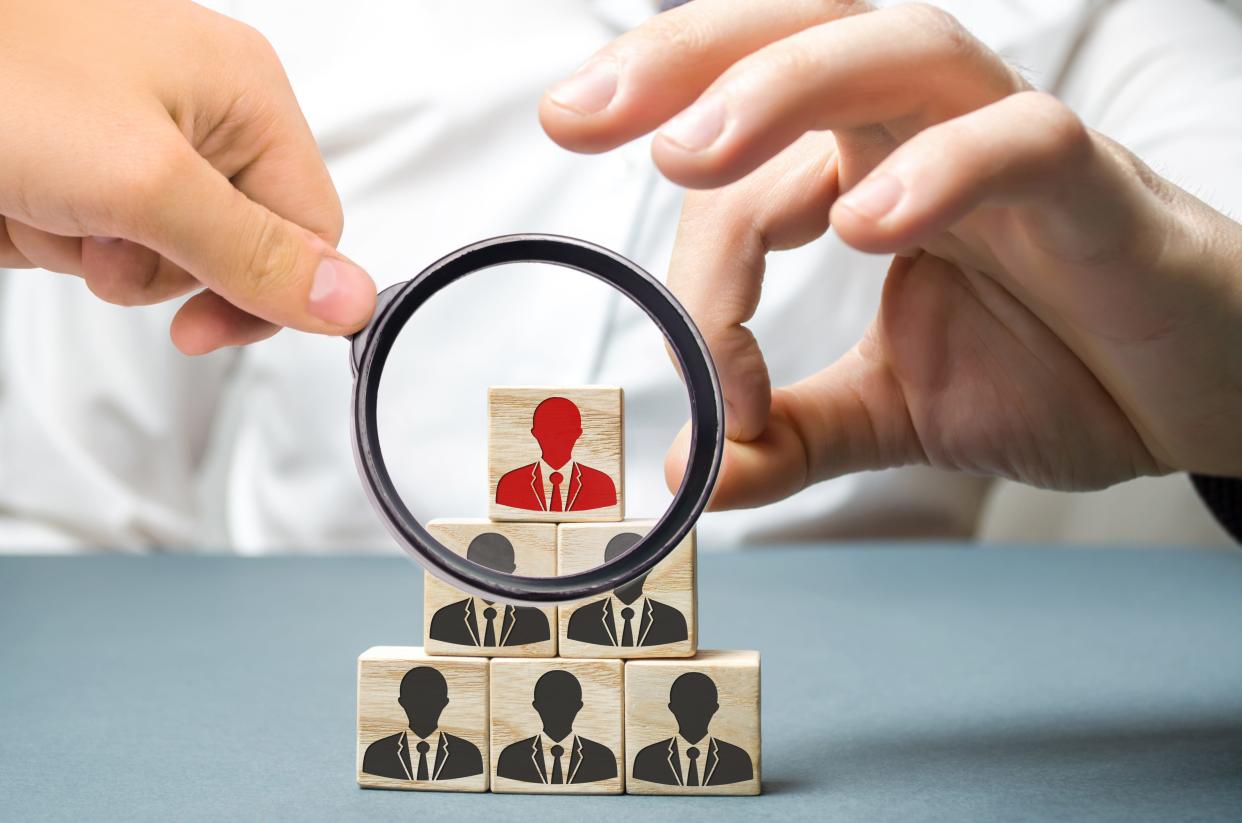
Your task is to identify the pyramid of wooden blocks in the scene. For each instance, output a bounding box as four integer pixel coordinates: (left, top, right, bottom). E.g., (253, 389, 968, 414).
(357, 386, 761, 797)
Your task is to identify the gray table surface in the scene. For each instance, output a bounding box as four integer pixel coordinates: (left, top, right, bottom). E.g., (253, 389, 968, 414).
(3, 546, 1242, 822)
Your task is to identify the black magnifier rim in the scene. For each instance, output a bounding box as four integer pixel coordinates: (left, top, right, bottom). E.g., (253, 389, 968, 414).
(351, 233, 722, 605)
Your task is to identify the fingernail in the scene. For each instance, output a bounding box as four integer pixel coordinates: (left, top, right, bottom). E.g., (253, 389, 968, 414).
(547, 61, 618, 115)
(839, 174, 904, 220)
(309, 256, 373, 327)
(659, 94, 726, 152)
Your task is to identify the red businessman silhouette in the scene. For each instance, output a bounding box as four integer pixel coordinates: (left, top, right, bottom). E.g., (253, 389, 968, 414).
(495, 397, 617, 513)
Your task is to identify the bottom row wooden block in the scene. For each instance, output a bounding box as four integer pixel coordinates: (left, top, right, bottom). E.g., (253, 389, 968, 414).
(357, 647, 760, 795)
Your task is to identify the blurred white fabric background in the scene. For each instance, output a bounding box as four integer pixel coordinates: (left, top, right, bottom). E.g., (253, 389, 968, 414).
(0, 1, 1239, 552)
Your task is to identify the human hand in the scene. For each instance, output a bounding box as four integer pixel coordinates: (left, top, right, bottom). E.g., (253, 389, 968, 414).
(540, 0, 1242, 507)
(0, 0, 375, 354)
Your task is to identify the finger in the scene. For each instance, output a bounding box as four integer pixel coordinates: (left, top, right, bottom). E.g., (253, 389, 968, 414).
(170, 289, 280, 355)
(80, 237, 198, 306)
(651, 3, 1027, 189)
(0, 218, 33, 268)
(669, 132, 840, 440)
(831, 91, 1102, 255)
(197, 30, 345, 246)
(540, 0, 870, 153)
(4, 221, 82, 274)
(164, 37, 349, 349)
(665, 333, 923, 510)
(115, 133, 374, 337)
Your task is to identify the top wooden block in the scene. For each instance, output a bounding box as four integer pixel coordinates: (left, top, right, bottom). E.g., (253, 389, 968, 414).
(488, 387, 623, 523)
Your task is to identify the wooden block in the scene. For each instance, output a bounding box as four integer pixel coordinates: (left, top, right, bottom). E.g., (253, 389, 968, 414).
(488, 387, 623, 523)
(557, 521, 697, 659)
(424, 519, 557, 657)
(624, 650, 761, 796)
(357, 647, 489, 792)
(490, 657, 625, 794)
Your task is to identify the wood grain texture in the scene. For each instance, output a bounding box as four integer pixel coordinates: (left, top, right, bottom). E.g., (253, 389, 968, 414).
(489, 657, 625, 794)
(624, 650, 761, 796)
(557, 522, 697, 659)
(423, 520, 557, 657)
(487, 387, 623, 523)
(357, 647, 489, 792)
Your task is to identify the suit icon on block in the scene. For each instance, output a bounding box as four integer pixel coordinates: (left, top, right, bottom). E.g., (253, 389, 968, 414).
(631, 672, 753, 787)
(495, 396, 617, 513)
(429, 532, 550, 648)
(362, 666, 484, 783)
(558, 521, 697, 659)
(566, 532, 688, 648)
(496, 670, 618, 785)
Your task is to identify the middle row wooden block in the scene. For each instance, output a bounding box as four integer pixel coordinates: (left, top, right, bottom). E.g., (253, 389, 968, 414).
(423, 519, 697, 658)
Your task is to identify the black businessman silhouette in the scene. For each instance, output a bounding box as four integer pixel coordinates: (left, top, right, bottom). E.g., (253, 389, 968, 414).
(496, 670, 617, 785)
(362, 666, 484, 782)
(565, 532, 688, 647)
(429, 532, 550, 647)
(631, 672, 753, 787)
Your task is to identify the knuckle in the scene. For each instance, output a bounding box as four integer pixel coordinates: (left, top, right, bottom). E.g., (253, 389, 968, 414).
(789, 0, 874, 23)
(819, 0, 875, 19)
(82, 246, 167, 308)
(84, 270, 151, 308)
(901, 3, 973, 57)
(745, 42, 819, 92)
(231, 21, 281, 63)
(1021, 92, 1090, 159)
(235, 208, 303, 296)
(642, 12, 714, 57)
(320, 196, 345, 246)
(119, 142, 191, 208)
(87, 282, 144, 308)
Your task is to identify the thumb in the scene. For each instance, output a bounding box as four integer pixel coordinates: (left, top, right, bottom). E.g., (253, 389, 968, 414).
(665, 339, 923, 510)
(122, 139, 375, 335)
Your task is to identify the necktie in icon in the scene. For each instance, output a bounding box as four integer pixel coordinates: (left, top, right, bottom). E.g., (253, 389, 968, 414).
(548, 471, 564, 512)
(620, 606, 635, 647)
(415, 740, 430, 781)
(482, 605, 497, 646)
(686, 746, 700, 787)
(550, 744, 565, 784)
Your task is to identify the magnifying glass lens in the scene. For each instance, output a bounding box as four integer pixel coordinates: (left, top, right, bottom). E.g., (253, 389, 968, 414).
(351, 236, 722, 606)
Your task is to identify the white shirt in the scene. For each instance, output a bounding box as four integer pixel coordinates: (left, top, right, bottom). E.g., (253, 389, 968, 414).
(676, 734, 710, 785)
(2, 1, 1241, 552)
(539, 459, 574, 512)
(539, 732, 576, 783)
(609, 594, 644, 645)
(405, 729, 441, 780)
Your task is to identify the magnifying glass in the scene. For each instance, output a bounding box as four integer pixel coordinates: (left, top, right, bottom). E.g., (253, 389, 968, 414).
(348, 234, 723, 605)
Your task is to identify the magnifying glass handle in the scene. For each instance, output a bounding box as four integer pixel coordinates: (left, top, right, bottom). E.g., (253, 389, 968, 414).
(348, 283, 405, 376)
